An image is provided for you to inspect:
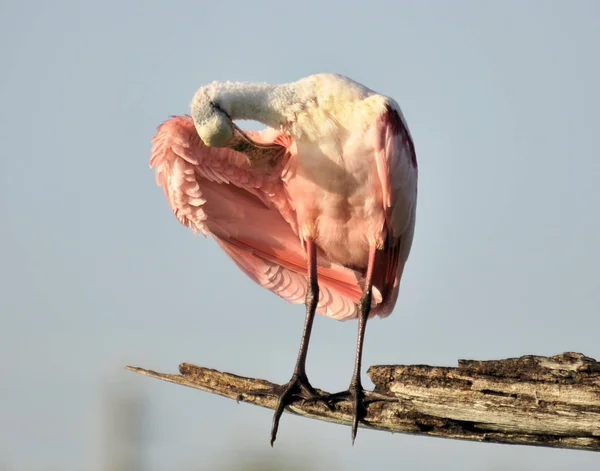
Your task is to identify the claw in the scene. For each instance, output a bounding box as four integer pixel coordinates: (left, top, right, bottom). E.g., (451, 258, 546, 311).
(325, 386, 397, 443)
(326, 383, 365, 443)
(244, 374, 327, 445)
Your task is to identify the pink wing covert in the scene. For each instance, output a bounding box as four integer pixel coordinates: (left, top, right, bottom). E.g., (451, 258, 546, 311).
(150, 116, 369, 320)
(369, 102, 418, 317)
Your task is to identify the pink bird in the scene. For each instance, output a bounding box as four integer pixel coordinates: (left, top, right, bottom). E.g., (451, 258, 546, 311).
(150, 73, 418, 444)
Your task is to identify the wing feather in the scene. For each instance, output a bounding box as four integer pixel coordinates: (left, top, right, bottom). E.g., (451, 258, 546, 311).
(371, 101, 418, 317)
(150, 115, 376, 320)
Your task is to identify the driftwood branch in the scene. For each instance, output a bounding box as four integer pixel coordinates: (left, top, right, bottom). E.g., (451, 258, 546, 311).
(126, 352, 600, 452)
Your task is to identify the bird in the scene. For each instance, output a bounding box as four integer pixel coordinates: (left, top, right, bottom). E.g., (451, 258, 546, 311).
(149, 73, 418, 445)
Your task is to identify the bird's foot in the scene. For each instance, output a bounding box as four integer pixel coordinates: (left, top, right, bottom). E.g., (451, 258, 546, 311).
(241, 373, 328, 446)
(326, 384, 397, 444)
(326, 382, 366, 444)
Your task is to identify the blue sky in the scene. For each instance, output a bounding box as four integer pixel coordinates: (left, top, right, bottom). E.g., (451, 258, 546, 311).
(1, 1, 599, 470)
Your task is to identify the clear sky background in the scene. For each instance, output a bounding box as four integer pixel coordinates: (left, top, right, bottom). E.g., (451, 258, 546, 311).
(1, 1, 599, 470)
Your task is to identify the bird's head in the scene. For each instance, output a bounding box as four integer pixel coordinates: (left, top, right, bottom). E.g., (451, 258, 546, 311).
(190, 88, 234, 148)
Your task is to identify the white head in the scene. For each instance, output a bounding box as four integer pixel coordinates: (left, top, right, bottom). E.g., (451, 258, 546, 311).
(190, 84, 235, 148)
(190, 80, 293, 148)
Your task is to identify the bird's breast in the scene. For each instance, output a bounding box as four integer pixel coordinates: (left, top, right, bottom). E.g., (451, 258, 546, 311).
(285, 140, 386, 268)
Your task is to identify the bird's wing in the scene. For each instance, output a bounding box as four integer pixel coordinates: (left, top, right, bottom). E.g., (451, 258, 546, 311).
(215, 236, 365, 320)
(150, 115, 297, 236)
(371, 101, 418, 316)
(150, 115, 373, 320)
(373, 102, 418, 240)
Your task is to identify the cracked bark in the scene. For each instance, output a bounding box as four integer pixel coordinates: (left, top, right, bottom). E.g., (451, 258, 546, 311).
(126, 352, 600, 452)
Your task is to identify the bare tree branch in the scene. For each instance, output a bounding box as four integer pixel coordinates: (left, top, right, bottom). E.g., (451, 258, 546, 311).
(126, 352, 600, 452)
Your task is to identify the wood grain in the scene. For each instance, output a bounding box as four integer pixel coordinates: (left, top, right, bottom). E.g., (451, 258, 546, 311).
(127, 352, 600, 451)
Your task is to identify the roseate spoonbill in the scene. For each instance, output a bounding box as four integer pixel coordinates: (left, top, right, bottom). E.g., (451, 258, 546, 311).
(150, 73, 418, 444)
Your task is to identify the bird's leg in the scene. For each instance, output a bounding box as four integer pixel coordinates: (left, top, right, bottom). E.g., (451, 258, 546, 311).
(242, 239, 325, 446)
(326, 246, 379, 444)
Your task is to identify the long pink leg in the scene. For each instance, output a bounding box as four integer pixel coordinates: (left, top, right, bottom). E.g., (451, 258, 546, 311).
(348, 245, 377, 442)
(250, 239, 324, 446)
(220, 124, 323, 445)
(287, 238, 319, 379)
(326, 245, 379, 444)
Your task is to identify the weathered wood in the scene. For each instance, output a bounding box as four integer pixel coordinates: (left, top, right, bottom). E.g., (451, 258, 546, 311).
(126, 352, 600, 451)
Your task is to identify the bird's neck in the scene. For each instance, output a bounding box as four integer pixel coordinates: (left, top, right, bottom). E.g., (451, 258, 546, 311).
(191, 80, 298, 130)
